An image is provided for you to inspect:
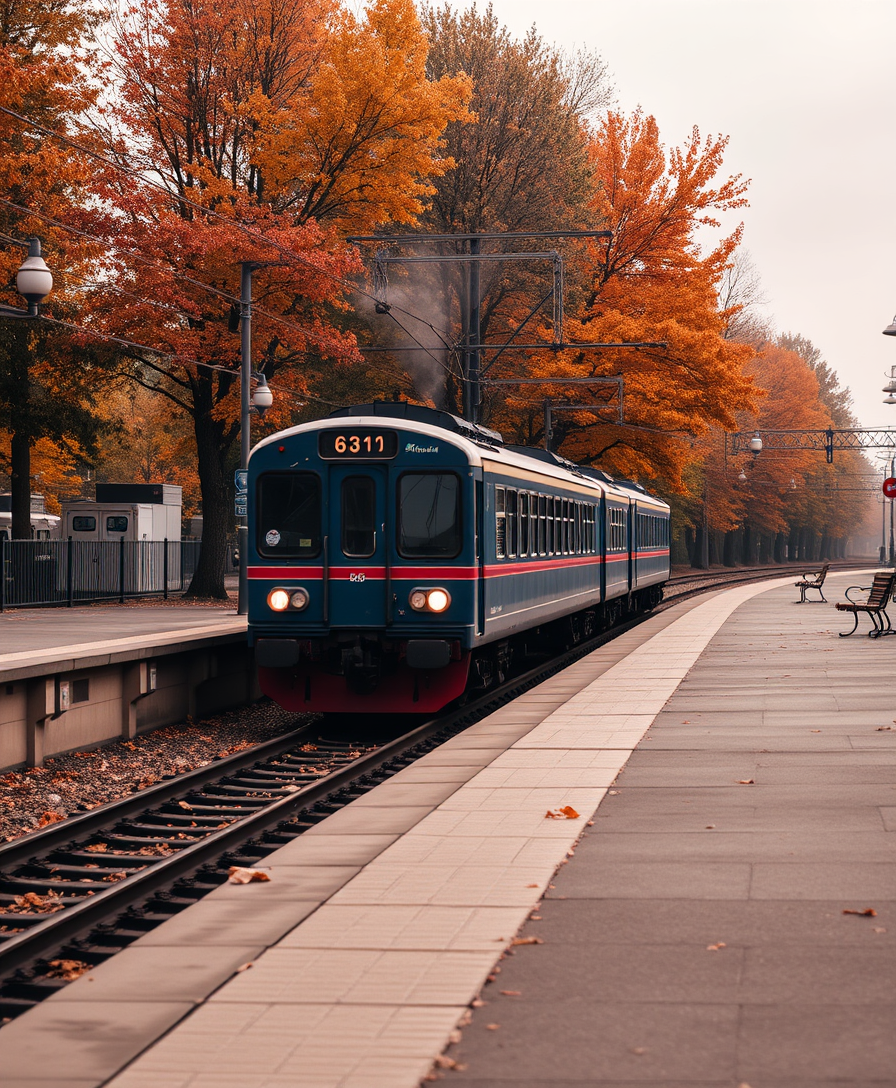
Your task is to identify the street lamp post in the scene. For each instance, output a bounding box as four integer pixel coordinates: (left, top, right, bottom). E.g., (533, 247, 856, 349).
(1, 237, 54, 542)
(235, 261, 274, 616)
(0, 237, 53, 319)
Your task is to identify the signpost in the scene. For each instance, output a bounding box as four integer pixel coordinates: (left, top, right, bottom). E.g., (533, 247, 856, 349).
(234, 469, 247, 518)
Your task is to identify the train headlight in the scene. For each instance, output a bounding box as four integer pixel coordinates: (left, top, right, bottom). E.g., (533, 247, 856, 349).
(268, 588, 290, 611)
(267, 586, 311, 612)
(409, 587, 451, 613)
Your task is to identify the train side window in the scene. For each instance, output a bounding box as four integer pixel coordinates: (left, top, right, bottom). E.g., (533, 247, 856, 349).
(72, 516, 96, 532)
(341, 476, 376, 557)
(495, 487, 506, 558)
(398, 473, 461, 558)
(505, 489, 518, 556)
(106, 516, 129, 533)
(538, 494, 547, 555)
(257, 473, 321, 557)
(519, 492, 529, 556)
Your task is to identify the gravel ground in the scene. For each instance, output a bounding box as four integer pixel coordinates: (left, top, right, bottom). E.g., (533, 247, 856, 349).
(0, 701, 306, 844)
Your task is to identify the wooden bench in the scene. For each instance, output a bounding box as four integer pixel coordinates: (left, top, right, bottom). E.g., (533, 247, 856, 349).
(835, 571, 896, 637)
(795, 562, 830, 603)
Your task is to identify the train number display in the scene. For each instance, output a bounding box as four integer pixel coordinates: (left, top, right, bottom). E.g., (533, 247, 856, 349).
(319, 429, 398, 459)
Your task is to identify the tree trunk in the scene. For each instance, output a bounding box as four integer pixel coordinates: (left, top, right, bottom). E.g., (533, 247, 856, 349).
(774, 532, 785, 563)
(184, 403, 231, 599)
(741, 523, 752, 566)
(722, 530, 738, 567)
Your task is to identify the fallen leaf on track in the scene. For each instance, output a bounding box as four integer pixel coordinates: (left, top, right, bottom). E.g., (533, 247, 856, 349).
(46, 959, 90, 980)
(227, 866, 271, 884)
(706, 942, 727, 951)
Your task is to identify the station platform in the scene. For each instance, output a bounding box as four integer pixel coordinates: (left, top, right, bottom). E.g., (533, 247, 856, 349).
(0, 604, 248, 769)
(0, 604, 244, 678)
(2, 571, 894, 1088)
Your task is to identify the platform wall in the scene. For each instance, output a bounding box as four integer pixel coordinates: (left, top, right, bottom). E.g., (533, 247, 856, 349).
(0, 635, 259, 770)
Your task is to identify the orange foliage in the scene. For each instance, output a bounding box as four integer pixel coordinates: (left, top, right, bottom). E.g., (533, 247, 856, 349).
(488, 110, 757, 490)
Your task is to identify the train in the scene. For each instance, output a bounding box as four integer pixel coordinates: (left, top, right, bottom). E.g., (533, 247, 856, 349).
(247, 402, 671, 714)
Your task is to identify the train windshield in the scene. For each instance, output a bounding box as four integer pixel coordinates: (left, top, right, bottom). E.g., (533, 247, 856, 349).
(257, 473, 321, 557)
(398, 473, 461, 558)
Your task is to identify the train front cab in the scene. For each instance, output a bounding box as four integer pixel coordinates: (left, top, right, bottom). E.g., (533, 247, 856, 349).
(247, 420, 480, 714)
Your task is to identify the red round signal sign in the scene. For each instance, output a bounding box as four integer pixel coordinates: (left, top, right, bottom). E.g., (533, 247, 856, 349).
(883, 477, 896, 499)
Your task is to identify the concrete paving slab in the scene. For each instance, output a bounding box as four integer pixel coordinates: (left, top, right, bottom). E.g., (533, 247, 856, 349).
(49, 944, 259, 1003)
(204, 864, 360, 901)
(129, 896, 321, 947)
(0, 1001, 193, 1082)
(737, 1003, 896, 1082)
(300, 804, 432, 835)
(236, 831, 397, 866)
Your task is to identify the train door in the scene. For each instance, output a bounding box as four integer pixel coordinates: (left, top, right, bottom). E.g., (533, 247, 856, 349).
(326, 466, 389, 627)
(629, 502, 637, 590)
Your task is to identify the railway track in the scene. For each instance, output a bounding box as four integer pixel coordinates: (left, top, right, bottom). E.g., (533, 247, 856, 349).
(0, 561, 870, 1022)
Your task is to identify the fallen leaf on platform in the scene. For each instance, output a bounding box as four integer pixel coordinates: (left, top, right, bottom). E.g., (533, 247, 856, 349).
(706, 942, 727, 951)
(842, 907, 877, 916)
(236, 962, 254, 972)
(810, 730, 821, 733)
(511, 936, 543, 946)
(608, 790, 619, 795)
(705, 825, 716, 829)
(500, 990, 521, 996)
(630, 1047, 648, 1056)
(447, 1029, 463, 1044)
(530, 914, 542, 921)
(737, 779, 755, 785)
(877, 726, 893, 731)
(872, 927, 887, 934)
(227, 867, 271, 884)
(46, 959, 90, 981)
(486, 1023, 500, 1030)
(586, 820, 595, 826)
(545, 806, 580, 819)
(434, 1056, 465, 1070)
(471, 998, 485, 1007)
(526, 883, 539, 888)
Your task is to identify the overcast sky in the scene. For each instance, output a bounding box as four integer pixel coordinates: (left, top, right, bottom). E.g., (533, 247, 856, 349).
(472, 0, 896, 431)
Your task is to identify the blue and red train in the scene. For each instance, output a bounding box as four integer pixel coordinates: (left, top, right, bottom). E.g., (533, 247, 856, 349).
(247, 402, 670, 714)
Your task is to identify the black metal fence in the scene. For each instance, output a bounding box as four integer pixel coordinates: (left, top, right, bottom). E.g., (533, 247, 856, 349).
(0, 539, 203, 610)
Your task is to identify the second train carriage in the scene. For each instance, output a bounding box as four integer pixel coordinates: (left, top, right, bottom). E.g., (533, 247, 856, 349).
(247, 402, 670, 714)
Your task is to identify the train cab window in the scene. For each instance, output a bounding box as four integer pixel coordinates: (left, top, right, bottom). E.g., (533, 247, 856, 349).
(72, 516, 96, 532)
(106, 516, 129, 533)
(257, 473, 321, 557)
(398, 473, 461, 558)
(342, 476, 376, 557)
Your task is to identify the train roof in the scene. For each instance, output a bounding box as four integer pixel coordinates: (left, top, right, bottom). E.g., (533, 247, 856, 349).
(252, 403, 669, 511)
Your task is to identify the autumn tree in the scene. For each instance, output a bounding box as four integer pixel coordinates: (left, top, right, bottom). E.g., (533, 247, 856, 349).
(359, 4, 610, 413)
(97, 0, 468, 596)
(491, 110, 756, 492)
(0, 0, 105, 536)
